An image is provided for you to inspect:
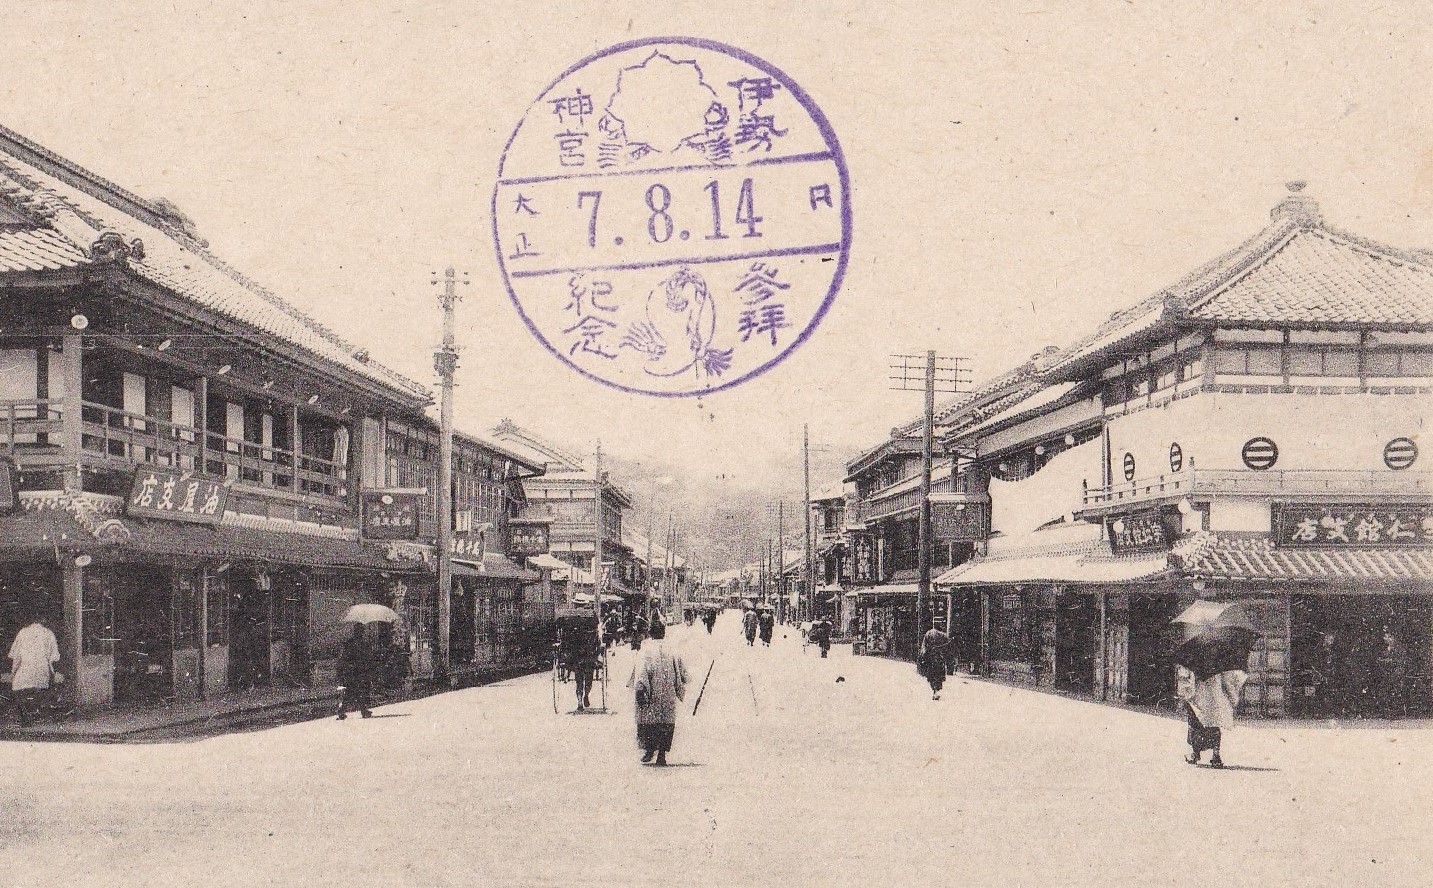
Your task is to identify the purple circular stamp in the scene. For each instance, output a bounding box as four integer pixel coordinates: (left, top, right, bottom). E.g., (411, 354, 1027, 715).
(493, 37, 851, 397)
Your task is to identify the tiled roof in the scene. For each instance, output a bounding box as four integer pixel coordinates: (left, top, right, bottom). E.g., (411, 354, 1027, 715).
(0, 227, 90, 272)
(1187, 227, 1433, 325)
(1173, 532, 1433, 583)
(0, 125, 429, 402)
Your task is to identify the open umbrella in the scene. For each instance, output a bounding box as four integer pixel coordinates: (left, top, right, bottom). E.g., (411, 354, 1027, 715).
(1170, 601, 1259, 678)
(343, 603, 400, 624)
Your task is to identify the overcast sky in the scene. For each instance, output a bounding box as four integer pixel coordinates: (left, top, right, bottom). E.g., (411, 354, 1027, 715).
(4, 1, 1432, 517)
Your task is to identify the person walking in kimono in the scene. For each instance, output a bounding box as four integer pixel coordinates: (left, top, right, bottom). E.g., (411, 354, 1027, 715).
(1177, 665, 1248, 768)
(742, 607, 758, 647)
(627, 621, 688, 766)
(757, 609, 775, 647)
(8, 615, 61, 727)
(918, 625, 950, 700)
(810, 618, 832, 658)
(336, 623, 375, 720)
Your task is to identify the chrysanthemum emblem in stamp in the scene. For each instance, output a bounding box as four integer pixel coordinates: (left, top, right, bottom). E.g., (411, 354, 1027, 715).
(493, 37, 851, 397)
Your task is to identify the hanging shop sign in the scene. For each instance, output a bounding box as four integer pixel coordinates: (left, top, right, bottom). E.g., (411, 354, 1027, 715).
(126, 467, 228, 525)
(1122, 452, 1136, 481)
(451, 535, 485, 559)
(1169, 442, 1184, 474)
(362, 492, 420, 540)
(1274, 503, 1433, 547)
(932, 501, 988, 542)
(1108, 510, 1176, 554)
(0, 459, 14, 512)
(509, 521, 551, 556)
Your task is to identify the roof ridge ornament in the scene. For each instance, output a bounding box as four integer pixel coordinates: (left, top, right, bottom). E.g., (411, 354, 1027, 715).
(1270, 179, 1322, 226)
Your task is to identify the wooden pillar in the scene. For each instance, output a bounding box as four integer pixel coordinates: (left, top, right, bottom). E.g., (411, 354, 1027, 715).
(197, 376, 209, 476)
(60, 334, 84, 490)
(1097, 591, 1108, 701)
(291, 404, 302, 495)
(61, 560, 83, 704)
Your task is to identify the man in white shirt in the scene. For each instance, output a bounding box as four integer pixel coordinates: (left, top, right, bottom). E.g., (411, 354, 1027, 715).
(8, 616, 61, 727)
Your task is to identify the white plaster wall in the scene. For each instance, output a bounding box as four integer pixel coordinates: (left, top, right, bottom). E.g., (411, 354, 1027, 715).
(1105, 391, 1429, 476)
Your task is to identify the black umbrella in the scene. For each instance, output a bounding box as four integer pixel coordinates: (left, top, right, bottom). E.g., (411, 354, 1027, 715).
(1170, 601, 1260, 679)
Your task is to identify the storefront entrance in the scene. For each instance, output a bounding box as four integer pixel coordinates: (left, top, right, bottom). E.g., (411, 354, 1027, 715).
(1126, 594, 1182, 706)
(451, 580, 476, 665)
(1291, 594, 1432, 719)
(112, 567, 174, 705)
(1054, 592, 1098, 695)
(950, 588, 982, 672)
(228, 574, 271, 690)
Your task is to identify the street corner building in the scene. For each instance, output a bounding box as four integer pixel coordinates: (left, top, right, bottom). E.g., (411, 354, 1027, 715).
(837, 182, 1433, 720)
(0, 124, 557, 711)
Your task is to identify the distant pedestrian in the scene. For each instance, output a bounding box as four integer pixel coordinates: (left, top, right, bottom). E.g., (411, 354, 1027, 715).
(742, 608, 758, 646)
(1376, 628, 1410, 718)
(918, 626, 950, 700)
(8, 615, 61, 727)
(565, 621, 602, 711)
(337, 623, 375, 720)
(703, 609, 717, 634)
(1177, 665, 1248, 768)
(630, 613, 648, 651)
(603, 612, 621, 650)
(627, 621, 688, 766)
(758, 609, 775, 647)
(810, 618, 832, 659)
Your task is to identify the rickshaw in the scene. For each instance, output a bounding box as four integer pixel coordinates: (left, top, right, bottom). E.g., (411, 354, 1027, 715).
(553, 607, 606, 714)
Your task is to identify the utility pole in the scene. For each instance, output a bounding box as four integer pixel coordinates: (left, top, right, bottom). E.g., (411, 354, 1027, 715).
(777, 500, 784, 622)
(890, 352, 967, 644)
(803, 423, 813, 624)
(593, 441, 604, 631)
(432, 267, 467, 679)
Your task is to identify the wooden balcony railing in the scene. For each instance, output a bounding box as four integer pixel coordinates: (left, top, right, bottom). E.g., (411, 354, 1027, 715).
(78, 400, 348, 500)
(0, 398, 63, 450)
(1081, 468, 1433, 510)
(859, 474, 958, 522)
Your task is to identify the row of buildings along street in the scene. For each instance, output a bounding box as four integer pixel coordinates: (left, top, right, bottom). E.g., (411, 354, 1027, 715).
(714, 182, 1432, 722)
(0, 124, 691, 721)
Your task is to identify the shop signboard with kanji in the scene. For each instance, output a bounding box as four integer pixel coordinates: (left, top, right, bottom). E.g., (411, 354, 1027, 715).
(932, 502, 988, 541)
(509, 522, 550, 556)
(1275, 504, 1432, 547)
(451, 535, 484, 558)
(1108, 510, 1176, 554)
(127, 468, 228, 525)
(363, 492, 420, 540)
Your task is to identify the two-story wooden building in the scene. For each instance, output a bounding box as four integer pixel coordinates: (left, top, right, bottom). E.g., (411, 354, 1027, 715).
(0, 123, 442, 705)
(934, 183, 1433, 719)
(0, 124, 550, 708)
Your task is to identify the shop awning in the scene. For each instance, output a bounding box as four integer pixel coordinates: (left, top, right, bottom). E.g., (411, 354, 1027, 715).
(0, 510, 411, 571)
(845, 583, 919, 598)
(935, 552, 1171, 586)
(451, 554, 539, 582)
(1175, 532, 1433, 585)
(527, 553, 569, 571)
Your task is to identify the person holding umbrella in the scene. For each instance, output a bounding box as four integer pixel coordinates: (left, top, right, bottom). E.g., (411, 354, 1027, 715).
(337, 603, 398, 720)
(810, 617, 832, 658)
(1171, 601, 1256, 768)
